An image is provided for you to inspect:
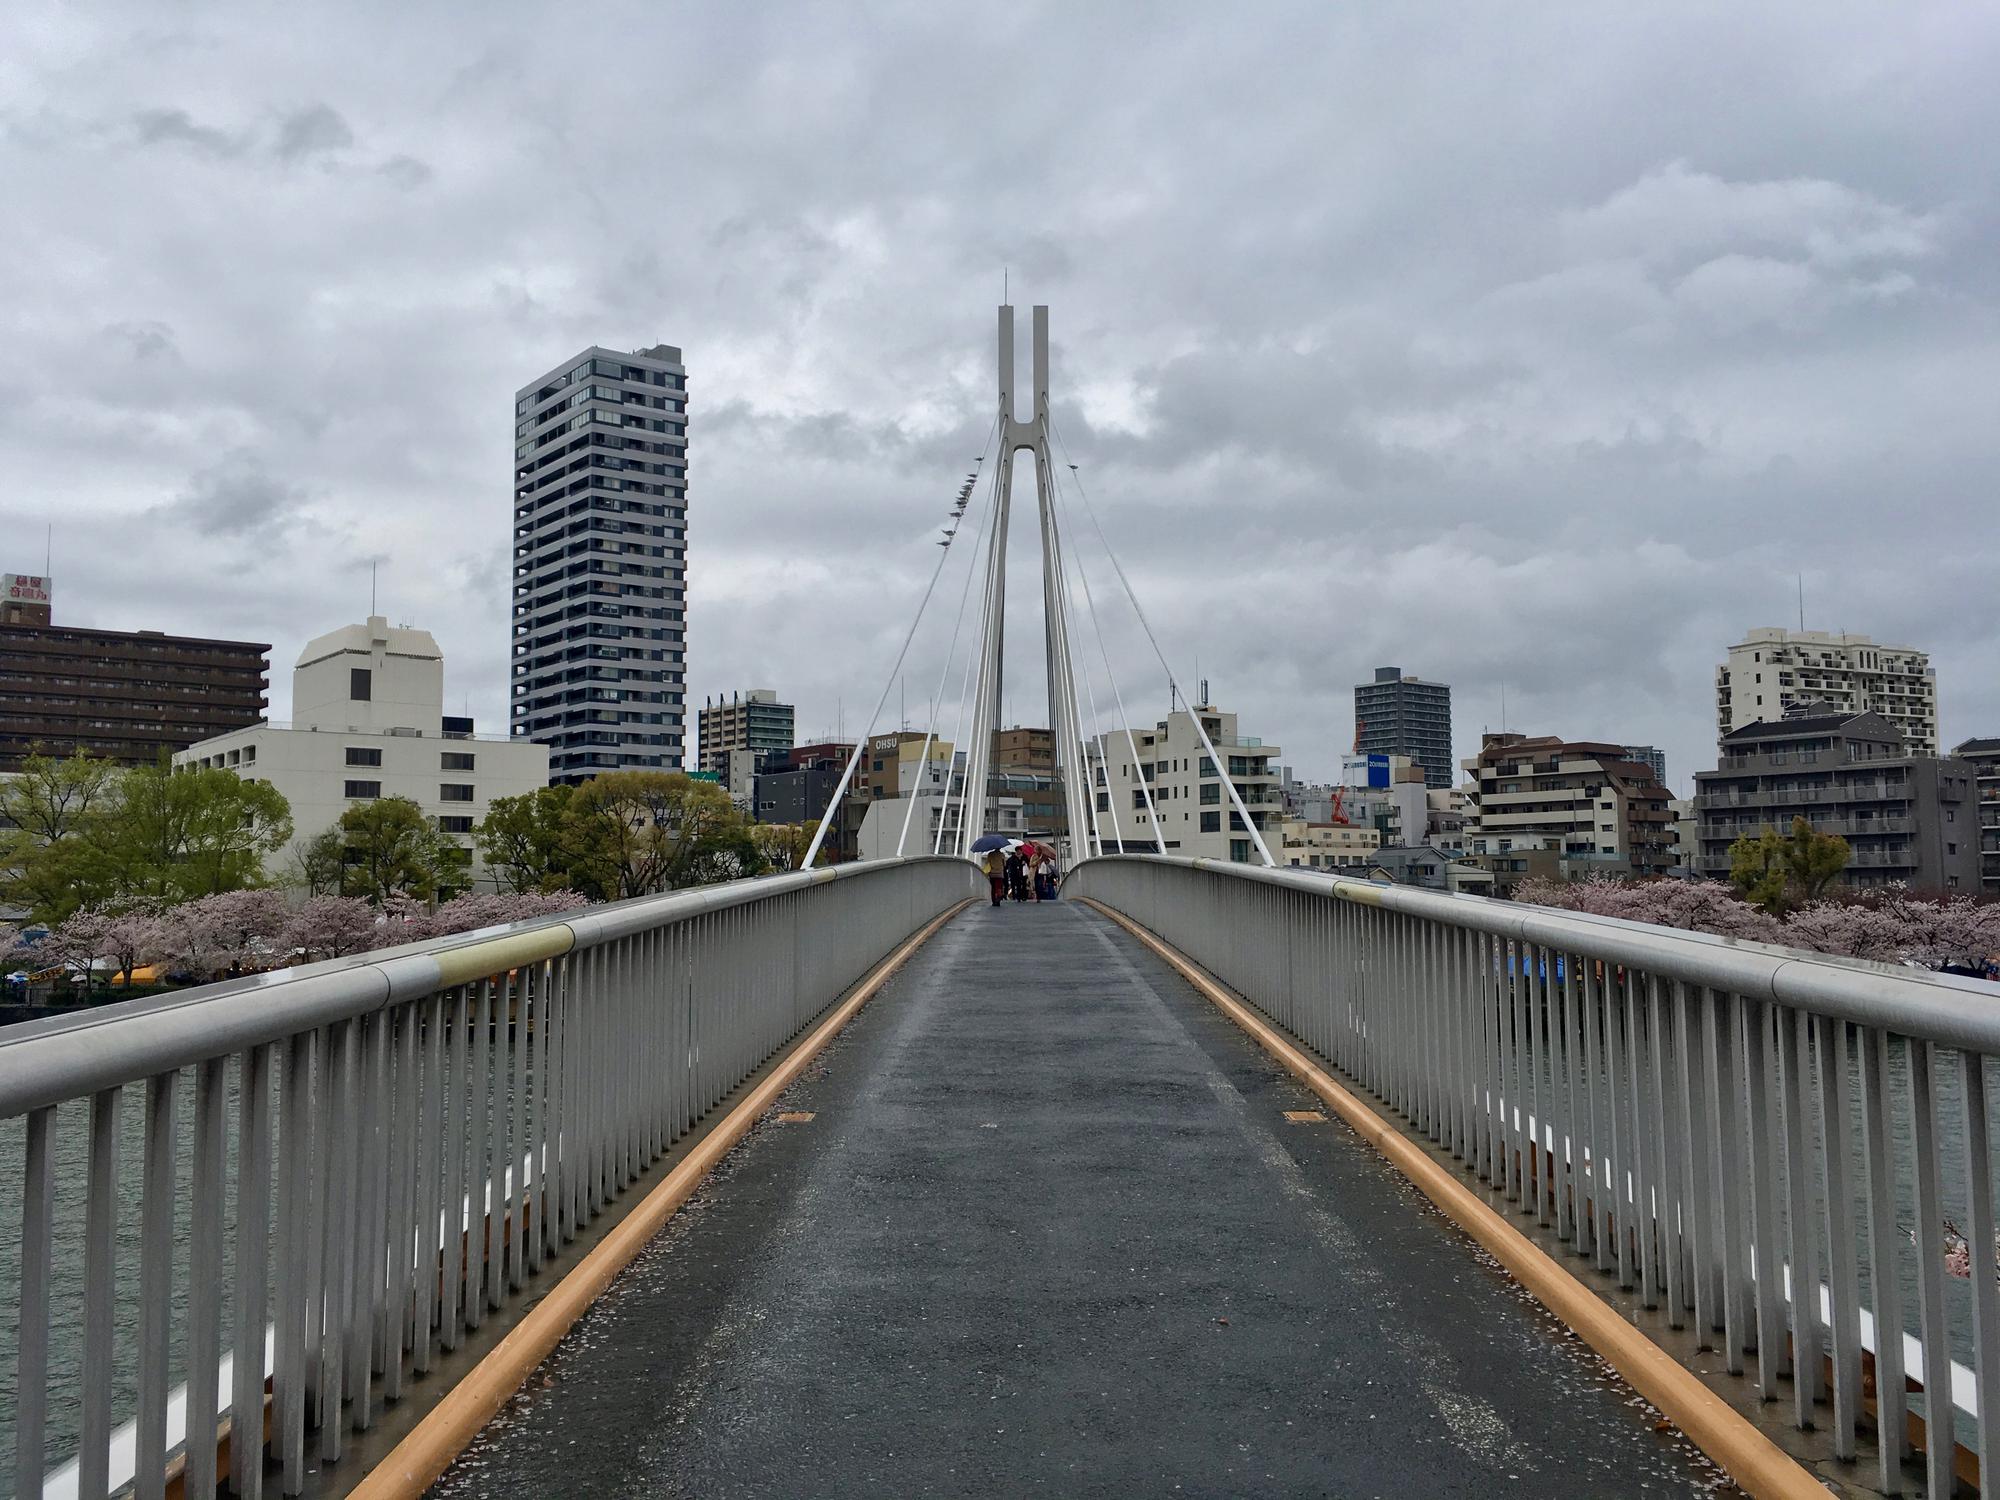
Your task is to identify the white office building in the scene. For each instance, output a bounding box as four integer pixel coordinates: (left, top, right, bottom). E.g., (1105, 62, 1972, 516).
(1715, 628, 1937, 755)
(176, 617, 550, 890)
(1087, 703, 1283, 862)
(512, 344, 689, 782)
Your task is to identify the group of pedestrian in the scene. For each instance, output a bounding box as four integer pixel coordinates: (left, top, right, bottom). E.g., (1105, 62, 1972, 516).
(983, 842, 1058, 906)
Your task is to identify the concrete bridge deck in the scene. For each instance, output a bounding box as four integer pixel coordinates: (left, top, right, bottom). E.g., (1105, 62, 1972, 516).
(431, 899, 1719, 1497)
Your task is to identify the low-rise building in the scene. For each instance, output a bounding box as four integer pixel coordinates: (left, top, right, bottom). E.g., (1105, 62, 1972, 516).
(1695, 710, 1979, 891)
(175, 616, 549, 890)
(1951, 737, 2000, 895)
(1278, 819, 1381, 871)
(1371, 845, 1495, 895)
(1464, 732, 1675, 888)
(1088, 702, 1282, 861)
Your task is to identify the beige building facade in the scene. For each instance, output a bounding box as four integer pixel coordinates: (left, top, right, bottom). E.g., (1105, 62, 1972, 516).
(1715, 628, 1936, 755)
(1088, 704, 1282, 862)
(177, 617, 550, 891)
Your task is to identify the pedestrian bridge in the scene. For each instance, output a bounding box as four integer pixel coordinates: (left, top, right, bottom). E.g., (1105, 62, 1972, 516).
(2, 856, 1996, 1499)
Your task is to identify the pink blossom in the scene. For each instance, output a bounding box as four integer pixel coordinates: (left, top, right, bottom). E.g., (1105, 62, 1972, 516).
(279, 896, 381, 963)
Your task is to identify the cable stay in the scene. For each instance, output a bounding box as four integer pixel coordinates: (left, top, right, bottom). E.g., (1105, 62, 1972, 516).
(801, 414, 999, 869)
(1051, 416, 1277, 867)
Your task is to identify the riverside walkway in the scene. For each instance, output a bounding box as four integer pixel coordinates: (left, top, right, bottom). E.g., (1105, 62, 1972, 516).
(431, 900, 1716, 1498)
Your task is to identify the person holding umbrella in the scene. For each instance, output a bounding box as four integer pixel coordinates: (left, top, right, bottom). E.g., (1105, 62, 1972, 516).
(1005, 845, 1028, 902)
(982, 844, 1007, 907)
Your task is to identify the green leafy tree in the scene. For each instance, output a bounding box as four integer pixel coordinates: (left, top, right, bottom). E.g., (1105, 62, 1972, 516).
(337, 796, 462, 905)
(474, 784, 609, 895)
(290, 828, 348, 897)
(752, 821, 813, 872)
(0, 750, 118, 843)
(99, 761, 294, 902)
(571, 771, 765, 897)
(0, 752, 123, 921)
(1728, 816, 1850, 915)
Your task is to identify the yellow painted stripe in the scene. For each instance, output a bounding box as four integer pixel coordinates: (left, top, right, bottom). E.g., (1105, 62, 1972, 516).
(1331, 880, 1385, 907)
(1080, 897, 1827, 1500)
(350, 897, 972, 1500)
(430, 925, 577, 989)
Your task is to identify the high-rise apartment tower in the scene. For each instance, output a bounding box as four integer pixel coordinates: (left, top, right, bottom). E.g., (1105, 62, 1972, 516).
(511, 344, 689, 782)
(1715, 628, 1936, 755)
(1354, 666, 1454, 790)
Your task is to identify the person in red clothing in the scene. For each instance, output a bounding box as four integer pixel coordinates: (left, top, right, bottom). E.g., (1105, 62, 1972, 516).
(983, 847, 1007, 906)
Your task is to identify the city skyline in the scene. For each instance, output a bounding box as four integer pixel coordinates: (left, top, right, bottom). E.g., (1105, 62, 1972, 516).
(2, 4, 1997, 795)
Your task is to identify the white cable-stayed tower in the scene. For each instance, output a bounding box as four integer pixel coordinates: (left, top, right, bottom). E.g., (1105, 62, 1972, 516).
(956, 305, 1092, 858)
(805, 302, 1274, 869)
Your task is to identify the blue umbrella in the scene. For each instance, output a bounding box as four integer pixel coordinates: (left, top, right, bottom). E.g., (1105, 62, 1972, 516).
(969, 834, 1024, 854)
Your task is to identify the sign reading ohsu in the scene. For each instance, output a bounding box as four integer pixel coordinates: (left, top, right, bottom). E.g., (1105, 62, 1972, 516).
(3, 574, 51, 604)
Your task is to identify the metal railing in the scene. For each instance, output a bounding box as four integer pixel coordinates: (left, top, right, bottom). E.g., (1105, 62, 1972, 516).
(1068, 855, 2000, 1499)
(0, 856, 977, 1500)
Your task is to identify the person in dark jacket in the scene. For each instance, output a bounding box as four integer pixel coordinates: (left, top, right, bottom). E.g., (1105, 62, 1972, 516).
(1005, 849, 1028, 901)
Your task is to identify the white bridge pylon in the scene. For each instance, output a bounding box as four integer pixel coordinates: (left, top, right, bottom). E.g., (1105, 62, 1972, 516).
(800, 306, 1276, 870)
(956, 305, 1093, 860)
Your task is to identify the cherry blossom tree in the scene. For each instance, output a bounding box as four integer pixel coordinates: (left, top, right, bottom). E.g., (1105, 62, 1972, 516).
(279, 895, 381, 964)
(41, 903, 163, 990)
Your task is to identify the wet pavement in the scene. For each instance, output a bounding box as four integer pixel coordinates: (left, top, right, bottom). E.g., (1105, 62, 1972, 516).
(432, 899, 1724, 1498)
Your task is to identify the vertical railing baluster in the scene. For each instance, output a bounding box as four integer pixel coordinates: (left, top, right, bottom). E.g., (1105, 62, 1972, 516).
(1959, 1050, 2000, 1494)
(80, 1086, 121, 1500)
(1814, 1016, 1861, 1461)
(1742, 997, 1786, 1397)
(135, 1072, 178, 1500)
(1907, 1037, 1955, 1500)
(235, 1042, 274, 1500)
(1857, 1024, 1909, 1491)
(185, 1057, 227, 1500)
(1780, 1004, 1823, 1425)
(16, 1105, 55, 1500)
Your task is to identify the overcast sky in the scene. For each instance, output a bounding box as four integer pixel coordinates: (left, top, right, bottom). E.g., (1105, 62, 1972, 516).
(4, 3, 1996, 795)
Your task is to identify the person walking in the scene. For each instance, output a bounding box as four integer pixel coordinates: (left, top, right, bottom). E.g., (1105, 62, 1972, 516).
(1037, 851, 1057, 901)
(1005, 848, 1028, 902)
(983, 847, 1006, 907)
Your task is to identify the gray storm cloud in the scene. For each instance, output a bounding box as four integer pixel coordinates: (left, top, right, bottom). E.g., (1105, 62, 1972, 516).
(1, 1, 1995, 792)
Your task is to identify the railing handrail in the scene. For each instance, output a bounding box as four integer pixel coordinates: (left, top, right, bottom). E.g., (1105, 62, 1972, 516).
(0, 855, 973, 1119)
(1070, 854, 2000, 1051)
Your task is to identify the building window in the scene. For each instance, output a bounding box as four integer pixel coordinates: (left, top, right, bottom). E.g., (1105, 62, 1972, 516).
(437, 815, 475, 834)
(442, 751, 476, 771)
(351, 667, 372, 701)
(344, 780, 381, 799)
(1200, 812, 1221, 833)
(346, 747, 383, 767)
(441, 783, 475, 802)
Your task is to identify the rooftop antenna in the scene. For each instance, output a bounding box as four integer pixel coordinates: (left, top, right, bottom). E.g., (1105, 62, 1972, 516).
(45, 523, 51, 577)
(1500, 681, 1507, 734)
(370, 561, 378, 616)
(1004, 266, 1009, 304)
(1797, 572, 1806, 633)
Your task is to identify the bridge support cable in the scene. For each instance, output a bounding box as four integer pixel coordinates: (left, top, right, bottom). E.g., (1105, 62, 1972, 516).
(1048, 460, 1164, 854)
(955, 411, 1012, 857)
(934, 576, 986, 855)
(934, 441, 1007, 855)
(1056, 527, 1111, 857)
(803, 415, 1000, 870)
(1051, 418, 1276, 867)
(1054, 462, 1100, 854)
(1033, 434, 1093, 857)
(897, 438, 1001, 857)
